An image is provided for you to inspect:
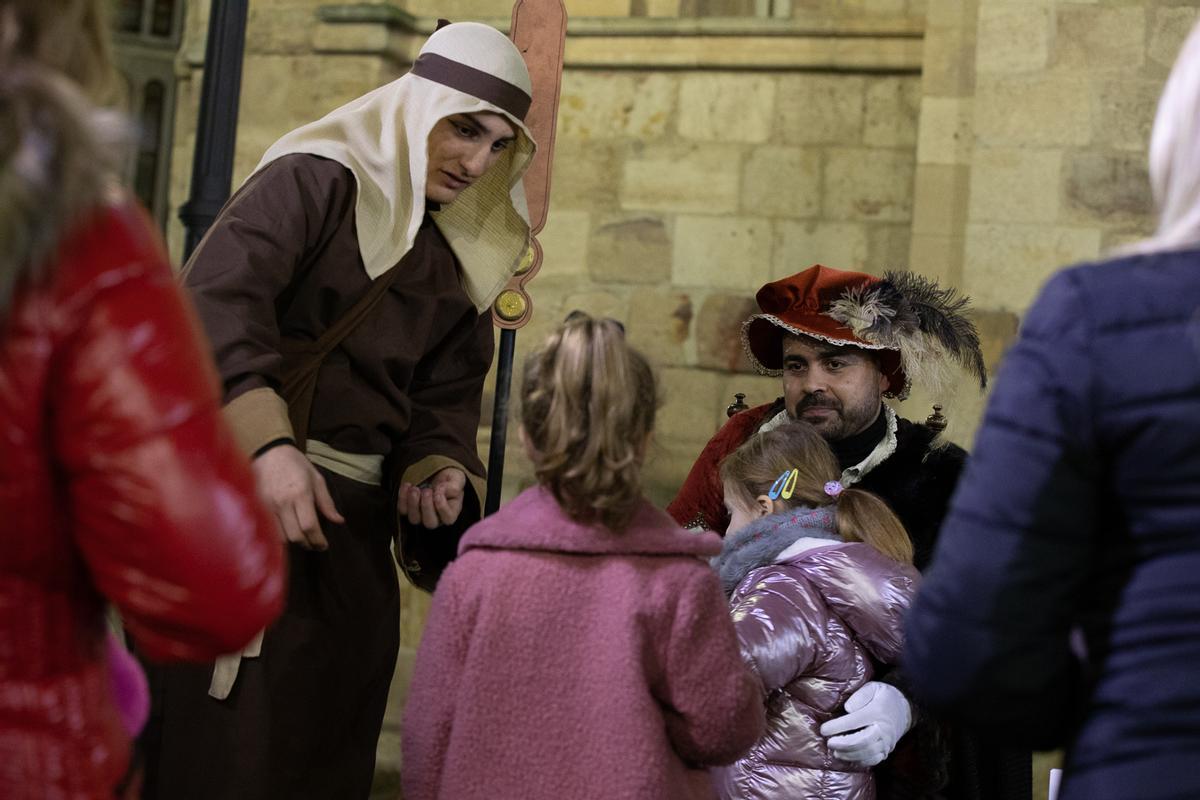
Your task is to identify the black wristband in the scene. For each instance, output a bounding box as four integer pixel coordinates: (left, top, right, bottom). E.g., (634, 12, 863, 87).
(253, 437, 297, 459)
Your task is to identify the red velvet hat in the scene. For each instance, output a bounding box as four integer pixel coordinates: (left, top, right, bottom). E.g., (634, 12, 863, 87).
(742, 264, 988, 401)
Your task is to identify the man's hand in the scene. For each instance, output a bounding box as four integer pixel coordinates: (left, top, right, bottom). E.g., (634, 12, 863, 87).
(252, 444, 344, 551)
(819, 681, 913, 766)
(398, 467, 466, 528)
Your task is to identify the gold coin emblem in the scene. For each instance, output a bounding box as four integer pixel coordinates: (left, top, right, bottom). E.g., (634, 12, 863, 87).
(494, 290, 528, 322)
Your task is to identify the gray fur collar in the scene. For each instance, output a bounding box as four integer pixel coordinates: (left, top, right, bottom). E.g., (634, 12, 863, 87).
(712, 506, 841, 596)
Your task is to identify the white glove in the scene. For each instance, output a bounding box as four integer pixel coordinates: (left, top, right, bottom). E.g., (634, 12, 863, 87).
(819, 681, 913, 767)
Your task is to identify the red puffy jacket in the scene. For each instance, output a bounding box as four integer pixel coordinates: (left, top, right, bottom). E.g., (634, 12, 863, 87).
(0, 202, 286, 798)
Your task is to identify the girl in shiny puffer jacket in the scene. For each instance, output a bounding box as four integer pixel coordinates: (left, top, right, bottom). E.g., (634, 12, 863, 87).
(711, 421, 918, 800)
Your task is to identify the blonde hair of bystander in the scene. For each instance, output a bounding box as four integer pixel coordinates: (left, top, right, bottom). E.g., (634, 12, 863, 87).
(520, 312, 658, 532)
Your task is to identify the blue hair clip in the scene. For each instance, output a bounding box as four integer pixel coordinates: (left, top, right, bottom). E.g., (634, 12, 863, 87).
(767, 468, 800, 500)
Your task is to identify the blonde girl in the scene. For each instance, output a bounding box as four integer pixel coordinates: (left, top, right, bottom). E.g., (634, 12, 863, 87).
(403, 313, 763, 800)
(711, 421, 921, 800)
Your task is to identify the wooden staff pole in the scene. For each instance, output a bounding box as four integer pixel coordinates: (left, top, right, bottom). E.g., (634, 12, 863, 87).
(484, 0, 567, 515)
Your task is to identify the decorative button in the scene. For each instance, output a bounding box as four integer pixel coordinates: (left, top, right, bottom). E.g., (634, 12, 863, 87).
(515, 245, 536, 276)
(494, 290, 528, 322)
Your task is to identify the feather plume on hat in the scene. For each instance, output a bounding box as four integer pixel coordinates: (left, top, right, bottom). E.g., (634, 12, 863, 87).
(742, 264, 987, 401)
(826, 270, 987, 397)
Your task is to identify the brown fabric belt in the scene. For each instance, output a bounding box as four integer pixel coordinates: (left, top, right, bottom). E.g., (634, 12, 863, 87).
(411, 52, 531, 120)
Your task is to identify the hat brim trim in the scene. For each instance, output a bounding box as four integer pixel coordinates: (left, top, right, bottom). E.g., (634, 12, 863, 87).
(740, 314, 912, 400)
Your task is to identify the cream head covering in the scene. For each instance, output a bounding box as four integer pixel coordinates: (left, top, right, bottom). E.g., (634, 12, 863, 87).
(251, 22, 536, 312)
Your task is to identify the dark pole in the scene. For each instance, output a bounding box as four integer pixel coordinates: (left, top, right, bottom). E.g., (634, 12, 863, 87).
(179, 0, 249, 261)
(485, 328, 517, 515)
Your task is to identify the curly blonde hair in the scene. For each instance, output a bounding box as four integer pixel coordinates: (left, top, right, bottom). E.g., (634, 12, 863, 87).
(520, 313, 658, 531)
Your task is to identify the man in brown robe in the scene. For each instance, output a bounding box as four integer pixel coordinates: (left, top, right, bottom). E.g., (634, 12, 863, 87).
(140, 22, 536, 799)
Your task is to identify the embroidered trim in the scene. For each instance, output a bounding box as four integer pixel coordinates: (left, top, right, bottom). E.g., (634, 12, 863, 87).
(841, 405, 898, 487)
(683, 512, 709, 532)
(759, 408, 791, 433)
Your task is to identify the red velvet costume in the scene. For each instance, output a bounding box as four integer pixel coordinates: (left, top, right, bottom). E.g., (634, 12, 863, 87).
(667, 402, 777, 534)
(0, 204, 286, 798)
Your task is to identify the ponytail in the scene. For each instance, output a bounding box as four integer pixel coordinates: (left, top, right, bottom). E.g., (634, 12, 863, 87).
(519, 312, 658, 531)
(834, 488, 913, 565)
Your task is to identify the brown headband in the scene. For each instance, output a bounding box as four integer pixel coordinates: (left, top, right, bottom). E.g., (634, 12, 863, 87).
(411, 52, 531, 121)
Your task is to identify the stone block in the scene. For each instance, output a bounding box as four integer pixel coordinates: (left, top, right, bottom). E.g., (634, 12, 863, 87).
(1101, 223, 1155, 253)
(537, 209, 591, 279)
(824, 148, 915, 222)
(868, 224, 912, 270)
(911, 163, 971, 237)
(907, 233, 965, 287)
(963, 223, 1101, 311)
(642, 437, 712, 511)
(976, 3, 1051, 74)
(926, 0, 972, 29)
(916, 97, 974, 166)
(246, 6, 313, 54)
(974, 75, 1093, 147)
(551, 138, 621, 210)
(657, 367, 727, 445)
(774, 220, 870, 274)
(775, 75, 865, 146)
(970, 308, 1020, 374)
(922, 9, 978, 98)
(627, 289, 693, 367)
(673, 216, 774, 289)
(1063, 152, 1153, 223)
(678, 74, 777, 144)
(967, 147, 1062, 224)
(1098, 77, 1164, 152)
(560, 288, 628, 325)
(741, 147, 821, 219)
(679, 0, 757, 14)
(621, 143, 743, 214)
(1054, 5, 1146, 71)
(565, 0, 632, 14)
(587, 215, 672, 284)
(864, 77, 920, 148)
(643, 0, 681, 15)
(557, 72, 677, 141)
(1150, 7, 1200, 69)
(695, 293, 760, 373)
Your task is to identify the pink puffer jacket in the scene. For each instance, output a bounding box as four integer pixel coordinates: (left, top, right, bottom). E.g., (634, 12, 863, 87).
(710, 507, 918, 800)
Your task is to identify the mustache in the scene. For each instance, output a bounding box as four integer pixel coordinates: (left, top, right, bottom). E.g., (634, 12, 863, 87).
(794, 397, 842, 415)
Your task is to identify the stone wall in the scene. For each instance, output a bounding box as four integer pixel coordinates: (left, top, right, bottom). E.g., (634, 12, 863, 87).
(906, 0, 1200, 448)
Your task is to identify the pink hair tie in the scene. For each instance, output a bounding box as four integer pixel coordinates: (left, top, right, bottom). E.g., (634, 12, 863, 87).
(824, 480, 844, 498)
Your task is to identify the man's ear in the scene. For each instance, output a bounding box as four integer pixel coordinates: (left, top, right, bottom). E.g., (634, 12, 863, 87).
(754, 495, 774, 517)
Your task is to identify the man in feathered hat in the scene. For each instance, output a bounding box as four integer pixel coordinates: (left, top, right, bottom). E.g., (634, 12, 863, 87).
(140, 22, 536, 799)
(669, 264, 1031, 800)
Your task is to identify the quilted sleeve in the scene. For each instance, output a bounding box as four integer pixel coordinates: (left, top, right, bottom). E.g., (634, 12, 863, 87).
(904, 269, 1098, 746)
(52, 208, 286, 662)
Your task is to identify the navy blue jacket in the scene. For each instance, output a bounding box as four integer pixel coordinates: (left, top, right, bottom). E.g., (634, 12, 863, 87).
(904, 247, 1200, 800)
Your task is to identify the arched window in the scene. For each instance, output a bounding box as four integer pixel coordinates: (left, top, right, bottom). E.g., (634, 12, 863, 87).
(112, 1, 183, 230)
